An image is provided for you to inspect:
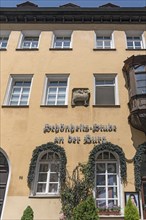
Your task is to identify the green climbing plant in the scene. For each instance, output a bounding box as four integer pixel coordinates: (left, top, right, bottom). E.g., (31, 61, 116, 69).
(124, 197, 140, 220)
(60, 163, 93, 220)
(73, 195, 99, 220)
(21, 206, 34, 220)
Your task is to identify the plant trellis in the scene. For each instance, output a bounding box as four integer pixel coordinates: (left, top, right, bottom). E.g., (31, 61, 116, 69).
(27, 142, 67, 188)
(87, 142, 127, 186)
(134, 142, 146, 192)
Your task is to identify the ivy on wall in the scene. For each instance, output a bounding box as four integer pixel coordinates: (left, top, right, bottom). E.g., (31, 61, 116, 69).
(86, 142, 127, 186)
(27, 142, 67, 188)
(134, 142, 146, 192)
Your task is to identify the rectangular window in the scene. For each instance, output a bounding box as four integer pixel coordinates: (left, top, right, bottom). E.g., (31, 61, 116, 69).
(96, 36, 111, 49)
(18, 31, 40, 49)
(4, 75, 33, 106)
(127, 37, 143, 49)
(94, 75, 118, 105)
(0, 37, 9, 49)
(52, 31, 72, 49)
(54, 36, 71, 49)
(0, 31, 10, 49)
(95, 31, 114, 49)
(21, 37, 39, 49)
(43, 75, 69, 106)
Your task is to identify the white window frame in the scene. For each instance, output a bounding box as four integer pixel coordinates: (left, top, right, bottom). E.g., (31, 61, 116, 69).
(42, 74, 69, 106)
(0, 31, 11, 49)
(94, 151, 122, 212)
(3, 74, 33, 106)
(52, 30, 72, 49)
(95, 30, 115, 49)
(125, 31, 145, 49)
(32, 151, 60, 196)
(94, 74, 119, 105)
(18, 30, 41, 49)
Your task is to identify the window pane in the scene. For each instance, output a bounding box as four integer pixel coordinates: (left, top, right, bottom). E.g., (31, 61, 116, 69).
(108, 200, 118, 207)
(55, 41, 62, 47)
(13, 88, 21, 94)
(49, 88, 57, 94)
(109, 153, 116, 160)
(50, 173, 59, 182)
(37, 183, 46, 193)
(104, 41, 111, 48)
(39, 164, 48, 172)
(57, 100, 65, 105)
(63, 41, 70, 47)
(23, 41, 31, 48)
(127, 41, 133, 48)
(51, 164, 59, 172)
(96, 175, 105, 185)
(134, 65, 145, 72)
(108, 187, 117, 198)
(108, 175, 117, 185)
(103, 152, 109, 159)
(1, 41, 7, 48)
(96, 187, 106, 198)
(136, 73, 146, 94)
(49, 81, 58, 86)
(23, 81, 31, 86)
(96, 41, 103, 46)
(48, 95, 56, 100)
(20, 101, 27, 105)
(48, 183, 58, 193)
(38, 173, 47, 182)
(10, 101, 18, 105)
(59, 81, 67, 86)
(96, 86, 115, 105)
(96, 164, 105, 173)
(136, 73, 146, 81)
(14, 81, 23, 86)
(32, 41, 38, 48)
(107, 163, 116, 173)
(96, 200, 106, 208)
(11, 95, 19, 101)
(58, 88, 66, 93)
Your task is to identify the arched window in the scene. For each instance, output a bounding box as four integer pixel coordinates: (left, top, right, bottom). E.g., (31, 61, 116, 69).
(0, 151, 9, 218)
(95, 151, 120, 208)
(34, 151, 60, 195)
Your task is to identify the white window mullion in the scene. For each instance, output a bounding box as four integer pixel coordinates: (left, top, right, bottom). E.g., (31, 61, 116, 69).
(18, 86, 23, 105)
(46, 164, 50, 194)
(55, 86, 59, 105)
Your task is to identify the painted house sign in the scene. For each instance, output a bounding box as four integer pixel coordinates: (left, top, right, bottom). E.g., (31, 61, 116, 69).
(43, 123, 117, 144)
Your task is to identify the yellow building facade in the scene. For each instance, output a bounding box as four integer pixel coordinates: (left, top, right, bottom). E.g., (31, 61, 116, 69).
(0, 2, 146, 220)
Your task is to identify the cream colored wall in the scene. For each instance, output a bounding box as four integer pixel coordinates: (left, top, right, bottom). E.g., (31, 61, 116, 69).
(1, 23, 146, 219)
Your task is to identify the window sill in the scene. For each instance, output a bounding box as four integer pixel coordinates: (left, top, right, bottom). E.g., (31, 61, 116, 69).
(126, 49, 146, 51)
(29, 195, 60, 199)
(49, 48, 72, 51)
(93, 48, 116, 51)
(40, 105, 68, 108)
(2, 105, 29, 108)
(93, 105, 120, 108)
(16, 48, 39, 51)
(0, 48, 7, 51)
